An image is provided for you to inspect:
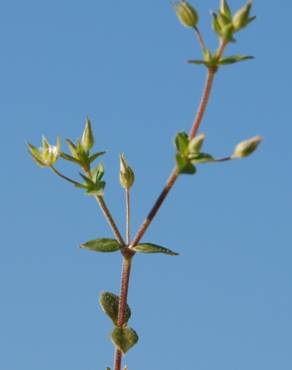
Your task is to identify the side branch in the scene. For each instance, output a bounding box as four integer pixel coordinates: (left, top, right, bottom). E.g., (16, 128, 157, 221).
(130, 69, 218, 248)
(95, 196, 126, 247)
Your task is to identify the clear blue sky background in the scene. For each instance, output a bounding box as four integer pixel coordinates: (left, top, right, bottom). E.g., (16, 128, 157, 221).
(1, 1, 291, 369)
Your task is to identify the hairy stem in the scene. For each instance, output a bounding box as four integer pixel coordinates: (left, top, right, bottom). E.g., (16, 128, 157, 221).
(114, 257, 133, 370)
(129, 40, 228, 248)
(95, 195, 125, 247)
(129, 70, 215, 248)
(112, 38, 229, 370)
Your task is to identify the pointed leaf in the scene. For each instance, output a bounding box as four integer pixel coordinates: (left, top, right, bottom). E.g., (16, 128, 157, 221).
(111, 327, 139, 354)
(89, 151, 106, 164)
(66, 139, 78, 158)
(176, 154, 196, 175)
(188, 59, 208, 66)
(218, 55, 254, 65)
(100, 291, 131, 325)
(189, 153, 214, 164)
(60, 152, 81, 164)
(81, 238, 121, 253)
(133, 243, 179, 256)
(174, 132, 189, 156)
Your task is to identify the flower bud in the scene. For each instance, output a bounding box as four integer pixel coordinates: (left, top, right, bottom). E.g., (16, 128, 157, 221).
(232, 135, 262, 158)
(81, 118, 94, 151)
(188, 133, 205, 154)
(233, 2, 252, 31)
(119, 154, 135, 190)
(174, 1, 199, 28)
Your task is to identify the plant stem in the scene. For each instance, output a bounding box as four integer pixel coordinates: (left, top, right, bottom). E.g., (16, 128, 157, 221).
(194, 26, 206, 51)
(83, 167, 125, 247)
(95, 195, 126, 247)
(112, 39, 229, 370)
(114, 256, 133, 370)
(129, 70, 215, 248)
(50, 166, 82, 187)
(126, 189, 131, 245)
(129, 40, 228, 249)
(188, 69, 216, 139)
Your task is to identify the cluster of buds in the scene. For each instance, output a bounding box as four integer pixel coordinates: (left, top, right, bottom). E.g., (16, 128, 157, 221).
(28, 136, 61, 167)
(212, 0, 255, 42)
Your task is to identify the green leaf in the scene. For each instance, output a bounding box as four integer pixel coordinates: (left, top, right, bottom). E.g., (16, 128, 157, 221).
(106, 368, 111, 370)
(81, 238, 121, 253)
(60, 152, 81, 164)
(189, 152, 214, 164)
(218, 55, 254, 65)
(89, 151, 106, 164)
(99, 291, 131, 325)
(111, 327, 139, 354)
(66, 139, 78, 158)
(133, 243, 179, 256)
(86, 181, 106, 196)
(176, 154, 196, 175)
(188, 59, 207, 65)
(174, 132, 189, 156)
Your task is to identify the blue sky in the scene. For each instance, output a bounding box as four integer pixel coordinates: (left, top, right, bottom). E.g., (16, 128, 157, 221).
(1, 1, 291, 369)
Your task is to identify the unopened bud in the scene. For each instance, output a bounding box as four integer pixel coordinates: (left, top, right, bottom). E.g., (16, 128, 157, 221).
(119, 154, 135, 190)
(174, 1, 199, 28)
(81, 118, 95, 151)
(188, 133, 205, 153)
(232, 135, 262, 158)
(233, 2, 252, 31)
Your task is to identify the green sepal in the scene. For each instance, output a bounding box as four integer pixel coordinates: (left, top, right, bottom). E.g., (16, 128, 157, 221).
(80, 238, 121, 253)
(100, 291, 131, 325)
(189, 152, 214, 164)
(212, 12, 235, 42)
(111, 327, 139, 354)
(218, 55, 254, 65)
(106, 368, 111, 370)
(133, 243, 179, 256)
(175, 132, 189, 157)
(89, 151, 106, 164)
(27, 143, 46, 167)
(91, 163, 105, 182)
(220, 0, 232, 20)
(176, 154, 196, 175)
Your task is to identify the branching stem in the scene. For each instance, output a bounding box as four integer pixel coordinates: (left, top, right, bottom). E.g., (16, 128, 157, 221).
(129, 39, 228, 248)
(112, 38, 229, 370)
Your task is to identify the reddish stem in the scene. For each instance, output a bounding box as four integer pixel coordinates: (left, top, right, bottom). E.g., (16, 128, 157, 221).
(114, 257, 132, 370)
